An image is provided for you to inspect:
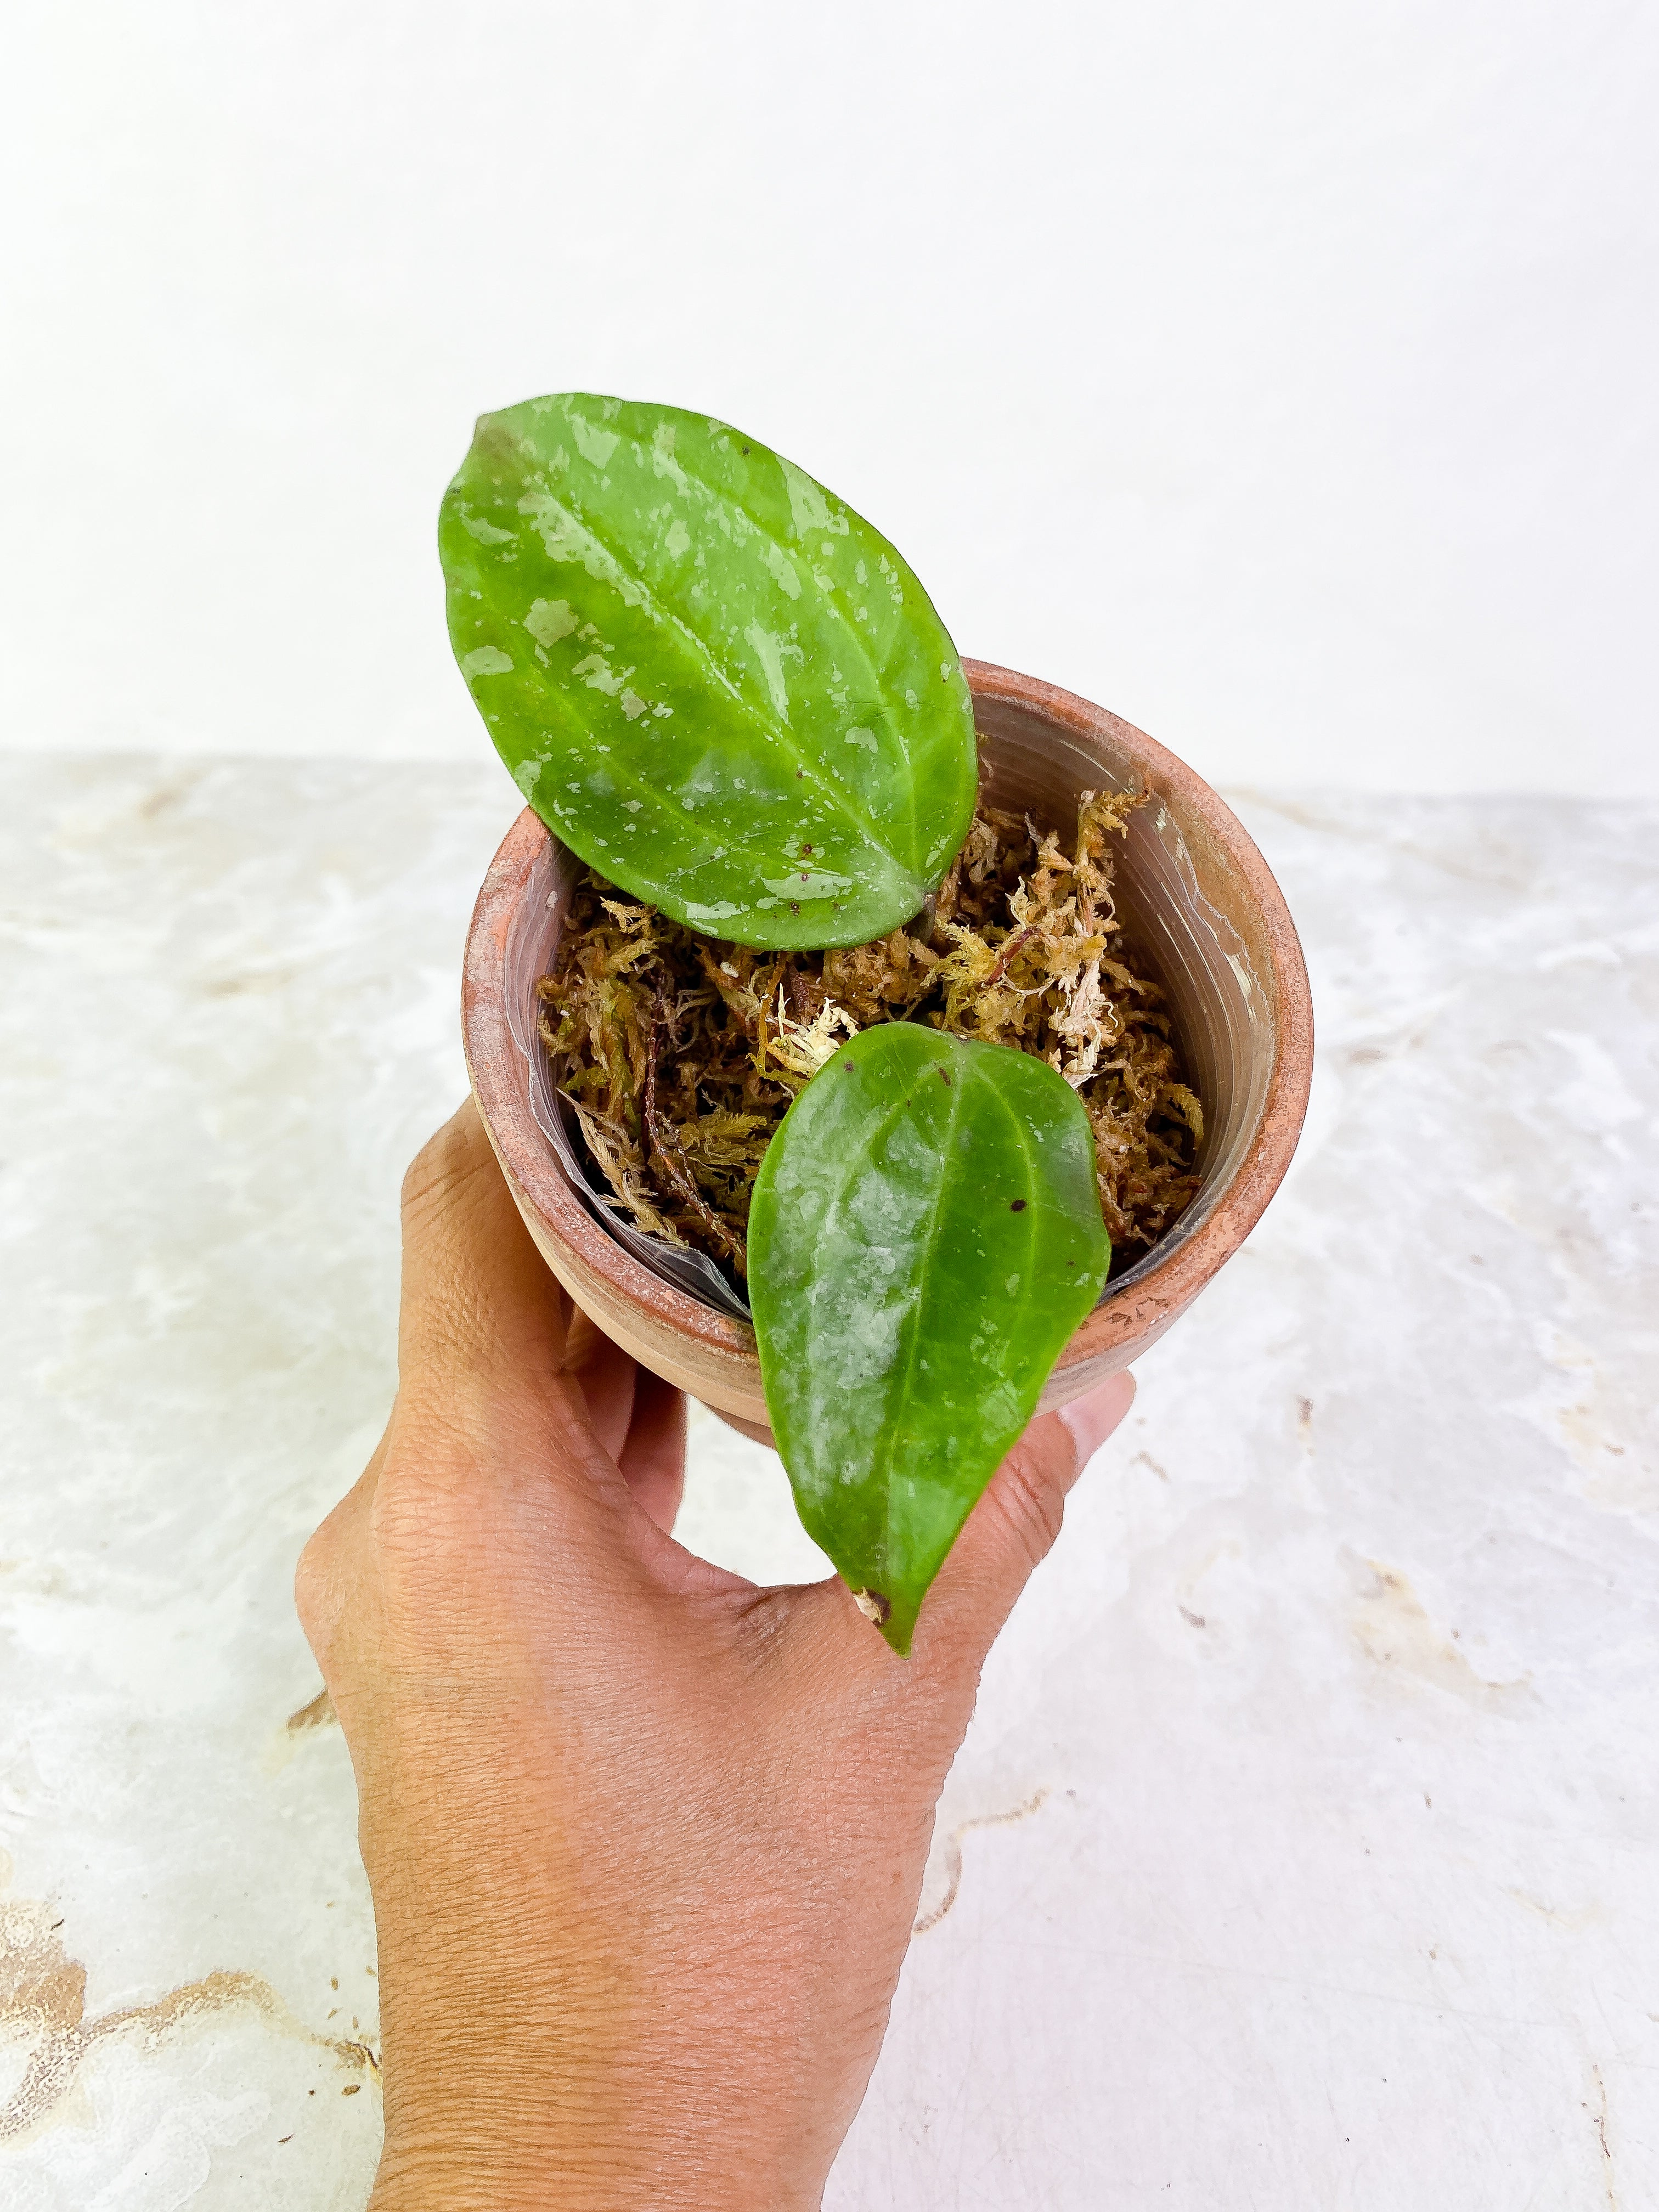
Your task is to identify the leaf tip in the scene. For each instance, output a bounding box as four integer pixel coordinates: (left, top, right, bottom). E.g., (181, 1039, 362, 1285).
(848, 1584, 918, 1656)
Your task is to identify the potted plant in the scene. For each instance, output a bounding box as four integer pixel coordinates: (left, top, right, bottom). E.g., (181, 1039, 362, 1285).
(451, 393, 1313, 1651)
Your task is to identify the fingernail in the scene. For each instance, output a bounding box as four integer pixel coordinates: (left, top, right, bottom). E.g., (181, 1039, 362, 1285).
(1059, 1370, 1136, 1475)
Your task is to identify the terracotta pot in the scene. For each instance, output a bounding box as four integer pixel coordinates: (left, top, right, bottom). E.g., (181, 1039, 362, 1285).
(462, 660, 1314, 1444)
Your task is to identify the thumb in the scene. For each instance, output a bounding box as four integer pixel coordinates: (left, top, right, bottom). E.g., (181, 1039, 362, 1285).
(396, 1096, 570, 1398)
(910, 1370, 1136, 1674)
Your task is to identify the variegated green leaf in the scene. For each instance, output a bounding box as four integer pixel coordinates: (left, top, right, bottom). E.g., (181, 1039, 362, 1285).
(441, 393, 977, 950)
(748, 1023, 1110, 1653)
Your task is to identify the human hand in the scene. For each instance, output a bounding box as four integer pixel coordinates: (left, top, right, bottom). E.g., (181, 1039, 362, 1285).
(296, 1099, 1134, 2210)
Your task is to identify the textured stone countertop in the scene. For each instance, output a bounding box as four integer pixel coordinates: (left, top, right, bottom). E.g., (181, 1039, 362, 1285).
(2, 756, 1656, 2209)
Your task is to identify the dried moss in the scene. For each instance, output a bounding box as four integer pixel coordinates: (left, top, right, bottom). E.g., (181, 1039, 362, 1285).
(537, 789, 1204, 1280)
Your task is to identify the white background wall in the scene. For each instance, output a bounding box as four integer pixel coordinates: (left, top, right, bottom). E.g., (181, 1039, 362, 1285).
(4, 1, 1654, 792)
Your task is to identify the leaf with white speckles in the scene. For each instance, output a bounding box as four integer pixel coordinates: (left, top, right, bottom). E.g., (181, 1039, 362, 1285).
(439, 394, 977, 950)
(748, 1024, 1110, 1652)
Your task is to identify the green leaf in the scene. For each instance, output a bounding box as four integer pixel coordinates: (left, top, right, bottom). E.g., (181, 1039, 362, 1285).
(439, 393, 978, 950)
(748, 1024, 1110, 1653)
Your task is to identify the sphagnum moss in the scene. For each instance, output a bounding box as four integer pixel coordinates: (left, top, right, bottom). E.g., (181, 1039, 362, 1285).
(537, 787, 1203, 1283)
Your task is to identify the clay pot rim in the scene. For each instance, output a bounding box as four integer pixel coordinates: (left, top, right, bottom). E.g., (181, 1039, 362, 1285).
(462, 658, 1315, 1374)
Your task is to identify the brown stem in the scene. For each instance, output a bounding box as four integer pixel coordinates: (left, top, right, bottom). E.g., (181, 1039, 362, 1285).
(985, 924, 1037, 989)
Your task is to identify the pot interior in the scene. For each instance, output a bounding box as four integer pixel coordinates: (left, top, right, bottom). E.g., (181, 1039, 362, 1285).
(972, 691, 1273, 1302)
(501, 694, 1273, 1316)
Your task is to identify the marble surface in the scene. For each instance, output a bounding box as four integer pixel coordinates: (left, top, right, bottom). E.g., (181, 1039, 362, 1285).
(2, 757, 1656, 2209)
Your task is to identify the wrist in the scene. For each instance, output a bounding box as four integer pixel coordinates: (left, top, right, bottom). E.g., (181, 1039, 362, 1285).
(369, 2135, 820, 2212)
(368, 2046, 827, 2212)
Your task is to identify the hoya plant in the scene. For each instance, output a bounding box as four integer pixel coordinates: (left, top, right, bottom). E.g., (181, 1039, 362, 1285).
(441, 392, 1115, 1651)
